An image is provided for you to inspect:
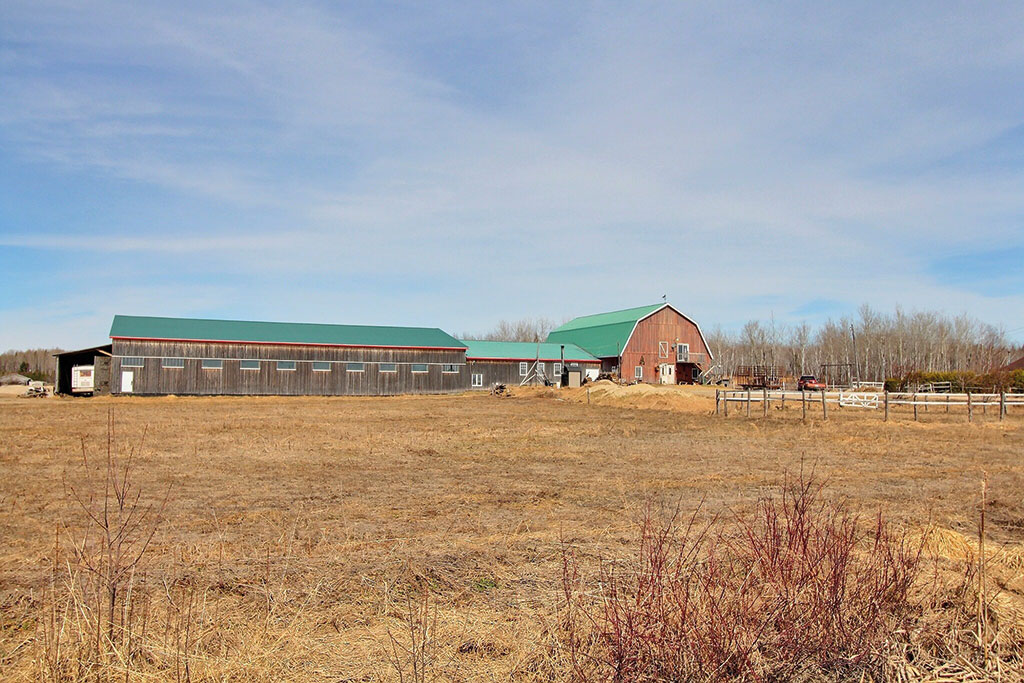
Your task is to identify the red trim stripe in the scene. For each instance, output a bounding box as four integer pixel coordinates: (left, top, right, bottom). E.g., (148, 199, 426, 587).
(466, 356, 601, 363)
(111, 336, 467, 352)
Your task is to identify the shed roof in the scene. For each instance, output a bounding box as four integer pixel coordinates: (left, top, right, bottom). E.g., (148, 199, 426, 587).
(461, 340, 599, 362)
(54, 344, 113, 358)
(110, 315, 467, 350)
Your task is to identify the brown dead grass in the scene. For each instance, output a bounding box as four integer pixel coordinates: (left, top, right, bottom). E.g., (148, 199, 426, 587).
(1, 392, 1022, 680)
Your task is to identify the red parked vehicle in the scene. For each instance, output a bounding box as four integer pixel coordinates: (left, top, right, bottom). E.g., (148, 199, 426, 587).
(797, 375, 827, 391)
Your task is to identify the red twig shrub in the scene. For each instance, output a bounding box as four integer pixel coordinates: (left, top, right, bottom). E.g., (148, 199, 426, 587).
(562, 472, 925, 681)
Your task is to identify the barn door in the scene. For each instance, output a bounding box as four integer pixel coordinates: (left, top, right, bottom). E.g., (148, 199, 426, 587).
(121, 370, 134, 393)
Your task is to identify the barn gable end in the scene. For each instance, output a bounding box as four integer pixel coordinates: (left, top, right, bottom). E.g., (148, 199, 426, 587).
(546, 303, 712, 384)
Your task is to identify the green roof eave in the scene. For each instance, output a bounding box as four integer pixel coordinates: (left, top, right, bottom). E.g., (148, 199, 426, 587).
(459, 339, 599, 362)
(110, 315, 467, 350)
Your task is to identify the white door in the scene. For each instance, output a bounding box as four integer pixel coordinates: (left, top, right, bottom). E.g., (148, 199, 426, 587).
(121, 370, 134, 393)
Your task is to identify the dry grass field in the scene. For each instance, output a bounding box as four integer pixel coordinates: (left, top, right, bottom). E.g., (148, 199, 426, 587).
(1, 387, 1023, 680)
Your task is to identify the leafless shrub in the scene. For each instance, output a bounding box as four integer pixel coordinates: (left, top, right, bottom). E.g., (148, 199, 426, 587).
(383, 580, 441, 683)
(561, 471, 928, 681)
(37, 407, 189, 682)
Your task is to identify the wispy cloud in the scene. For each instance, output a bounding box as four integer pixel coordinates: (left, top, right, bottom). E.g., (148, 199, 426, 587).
(2, 1, 1023, 348)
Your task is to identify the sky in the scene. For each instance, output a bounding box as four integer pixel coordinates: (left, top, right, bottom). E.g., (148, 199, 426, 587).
(2, 1, 1023, 349)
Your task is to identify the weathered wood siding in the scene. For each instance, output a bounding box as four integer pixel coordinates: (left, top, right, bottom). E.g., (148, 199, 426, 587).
(467, 359, 600, 389)
(620, 307, 711, 383)
(93, 356, 111, 395)
(111, 340, 468, 395)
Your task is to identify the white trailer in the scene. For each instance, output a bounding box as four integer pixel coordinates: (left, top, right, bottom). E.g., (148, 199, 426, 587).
(71, 365, 95, 394)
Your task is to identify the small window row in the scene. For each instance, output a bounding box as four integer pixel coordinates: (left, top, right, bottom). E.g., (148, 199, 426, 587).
(517, 361, 561, 377)
(121, 357, 459, 374)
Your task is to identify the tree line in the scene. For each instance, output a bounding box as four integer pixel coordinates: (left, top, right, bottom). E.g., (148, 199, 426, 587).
(461, 317, 561, 343)
(0, 348, 63, 382)
(704, 305, 1021, 382)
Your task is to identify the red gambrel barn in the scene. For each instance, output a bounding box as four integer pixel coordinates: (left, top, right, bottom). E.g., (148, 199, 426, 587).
(546, 303, 712, 384)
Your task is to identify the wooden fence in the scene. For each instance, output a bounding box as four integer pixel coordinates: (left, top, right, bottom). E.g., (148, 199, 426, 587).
(715, 389, 1024, 422)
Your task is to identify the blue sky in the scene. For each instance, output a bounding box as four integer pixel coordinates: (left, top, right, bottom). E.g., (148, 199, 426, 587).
(2, 1, 1023, 349)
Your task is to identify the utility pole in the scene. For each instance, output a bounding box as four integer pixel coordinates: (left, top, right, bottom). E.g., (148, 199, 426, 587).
(850, 323, 859, 383)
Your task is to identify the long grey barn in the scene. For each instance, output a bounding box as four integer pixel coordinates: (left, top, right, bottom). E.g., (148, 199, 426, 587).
(109, 315, 469, 396)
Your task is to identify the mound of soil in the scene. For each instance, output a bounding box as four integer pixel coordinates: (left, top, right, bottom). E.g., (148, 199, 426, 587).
(520, 380, 716, 414)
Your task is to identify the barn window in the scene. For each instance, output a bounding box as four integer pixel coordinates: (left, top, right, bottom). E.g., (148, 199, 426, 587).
(472, 373, 483, 387)
(379, 363, 397, 373)
(162, 358, 184, 369)
(411, 364, 428, 373)
(277, 361, 296, 371)
(659, 342, 669, 358)
(519, 362, 528, 376)
(346, 363, 364, 372)
(121, 357, 144, 367)
(312, 361, 331, 372)
(240, 360, 260, 370)
(536, 362, 545, 375)
(201, 359, 223, 370)
(442, 364, 459, 373)
(676, 343, 689, 362)
(553, 362, 561, 376)
(634, 365, 643, 379)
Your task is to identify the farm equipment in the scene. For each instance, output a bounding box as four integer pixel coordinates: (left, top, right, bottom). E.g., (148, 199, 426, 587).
(733, 365, 782, 390)
(21, 381, 49, 398)
(698, 364, 728, 385)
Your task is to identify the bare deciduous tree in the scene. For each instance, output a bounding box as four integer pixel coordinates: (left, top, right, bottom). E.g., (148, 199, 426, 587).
(463, 317, 561, 343)
(709, 306, 1018, 381)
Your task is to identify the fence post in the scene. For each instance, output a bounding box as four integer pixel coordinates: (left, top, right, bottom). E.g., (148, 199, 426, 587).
(801, 389, 806, 421)
(884, 390, 889, 422)
(946, 394, 950, 413)
(913, 393, 918, 421)
(746, 389, 751, 417)
(781, 392, 786, 411)
(968, 392, 973, 423)
(763, 387, 768, 417)
(1000, 392, 1005, 421)
(724, 391, 729, 417)
(822, 391, 828, 420)
(715, 389, 720, 415)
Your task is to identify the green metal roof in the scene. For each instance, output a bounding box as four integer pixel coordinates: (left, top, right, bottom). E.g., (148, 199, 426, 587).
(110, 315, 467, 349)
(460, 339, 599, 362)
(545, 303, 666, 358)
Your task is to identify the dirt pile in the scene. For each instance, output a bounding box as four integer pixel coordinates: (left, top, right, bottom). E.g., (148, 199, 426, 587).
(519, 380, 716, 413)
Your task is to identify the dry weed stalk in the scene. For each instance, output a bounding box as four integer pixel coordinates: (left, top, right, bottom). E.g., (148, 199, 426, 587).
(383, 579, 441, 683)
(38, 407, 184, 681)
